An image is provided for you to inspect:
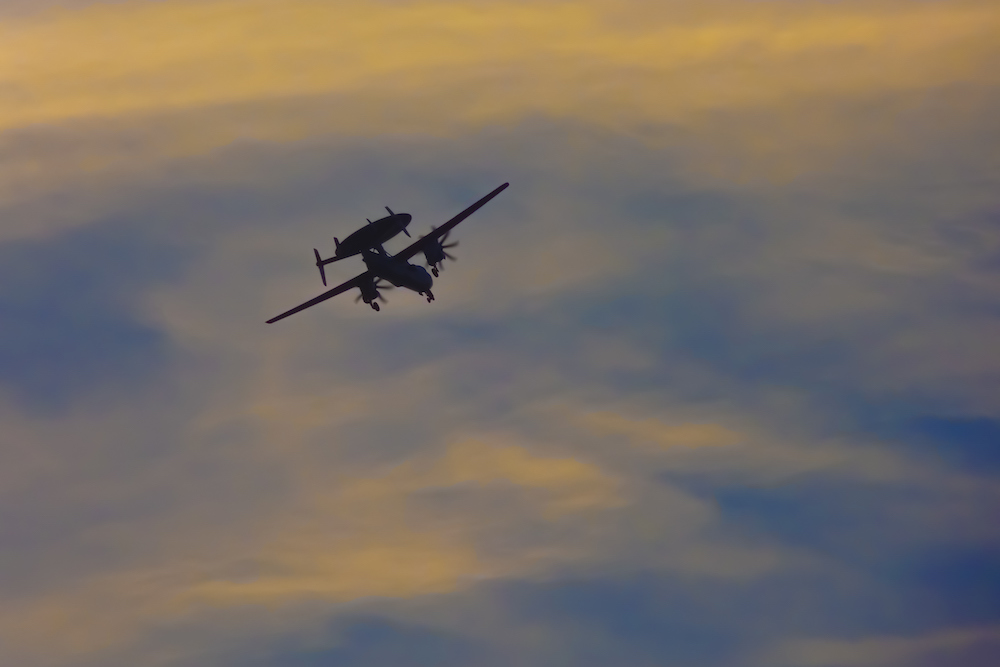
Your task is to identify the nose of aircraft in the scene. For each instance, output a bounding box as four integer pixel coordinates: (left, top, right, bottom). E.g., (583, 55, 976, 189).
(414, 264, 432, 289)
(399, 213, 412, 226)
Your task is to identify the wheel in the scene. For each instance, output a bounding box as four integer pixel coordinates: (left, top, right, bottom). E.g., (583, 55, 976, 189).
(372, 302, 380, 311)
(432, 267, 439, 277)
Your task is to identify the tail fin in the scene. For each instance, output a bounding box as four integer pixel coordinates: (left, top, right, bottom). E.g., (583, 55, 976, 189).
(314, 248, 327, 286)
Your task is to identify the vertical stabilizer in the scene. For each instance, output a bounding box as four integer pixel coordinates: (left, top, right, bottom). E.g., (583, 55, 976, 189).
(314, 248, 327, 286)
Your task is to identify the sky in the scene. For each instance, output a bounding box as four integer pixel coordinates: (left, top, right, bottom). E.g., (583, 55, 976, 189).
(1, 0, 999, 665)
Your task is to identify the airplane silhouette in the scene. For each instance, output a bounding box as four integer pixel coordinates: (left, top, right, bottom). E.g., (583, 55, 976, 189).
(266, 182, 509, 323)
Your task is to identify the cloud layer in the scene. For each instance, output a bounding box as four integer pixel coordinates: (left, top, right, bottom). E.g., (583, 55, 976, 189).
(1, 1, 998, 666)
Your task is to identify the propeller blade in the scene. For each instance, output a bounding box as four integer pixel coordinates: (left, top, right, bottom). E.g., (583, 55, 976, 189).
(354, 294, 363, 303)
(403, 228, 411, 237)
(444, 252, 456, 261)
(443, 241, 458, 249)
(377, 294, 388, 303)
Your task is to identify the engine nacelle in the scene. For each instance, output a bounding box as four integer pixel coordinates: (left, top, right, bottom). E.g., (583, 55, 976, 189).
(358, 279, 378, 303)
(423, 242, 446, 267)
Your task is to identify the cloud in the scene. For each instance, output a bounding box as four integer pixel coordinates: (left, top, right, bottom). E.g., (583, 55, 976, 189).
(765, 625, 1000, 667)
(1, 118, 995, 665)
(180, 439, 624, 603)
(3, 0, 998, 226)
(0, 217, 187, 409)
(5, 0, 997, 132)
(1, 1, 999, 666)
(349, 439, 624, 514)
(579, 411, 743, 449)
(0, 355, 635, 665)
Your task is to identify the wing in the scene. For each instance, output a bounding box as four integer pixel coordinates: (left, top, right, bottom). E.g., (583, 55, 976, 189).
(393, 182, 509, 263)
(266, 270, 372, 323)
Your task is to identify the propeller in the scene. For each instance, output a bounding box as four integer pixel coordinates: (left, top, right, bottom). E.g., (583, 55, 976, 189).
(441, 230, 458, 260)
(421, 226, 460, 274)
(353, 292, 389, 304)
(355, 279, 393, 305)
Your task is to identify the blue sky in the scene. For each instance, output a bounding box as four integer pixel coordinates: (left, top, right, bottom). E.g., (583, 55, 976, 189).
(0, 1, 998, 665)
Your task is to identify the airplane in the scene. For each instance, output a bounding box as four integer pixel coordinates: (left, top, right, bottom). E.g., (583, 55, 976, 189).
(266, 182, 509, 323)
(313, 206, 413, 286)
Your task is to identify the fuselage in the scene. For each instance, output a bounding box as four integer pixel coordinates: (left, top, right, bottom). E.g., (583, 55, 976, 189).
(335, 213, 412, 259)
(362, 249, 433, 294)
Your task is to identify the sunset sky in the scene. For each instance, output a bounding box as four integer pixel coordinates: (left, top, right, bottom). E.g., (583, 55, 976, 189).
(1, 1, 999, 665)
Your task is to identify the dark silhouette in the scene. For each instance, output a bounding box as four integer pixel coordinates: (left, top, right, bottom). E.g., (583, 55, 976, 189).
(314, 206, 413, 286)
(266, 183, 509, 323)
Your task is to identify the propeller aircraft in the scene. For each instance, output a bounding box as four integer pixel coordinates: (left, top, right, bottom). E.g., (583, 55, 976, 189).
(266, 182, 509, 323)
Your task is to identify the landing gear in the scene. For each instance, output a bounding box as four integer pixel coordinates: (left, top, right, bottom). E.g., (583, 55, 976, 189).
(425, 290, 435, 303)
(371, 302, 380, 311)
(431, 267, 439, 277)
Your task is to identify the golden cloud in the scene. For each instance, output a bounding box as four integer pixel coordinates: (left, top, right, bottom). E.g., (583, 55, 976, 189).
(0, 432, 623, 663)
(1, 0, 997, 229)
(183, 440, 622, 604)
(344, 438, 624, 516)
(581, 410, 743, 450)
(183, 532, 485, 606)
(2, 0, 996, 143)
